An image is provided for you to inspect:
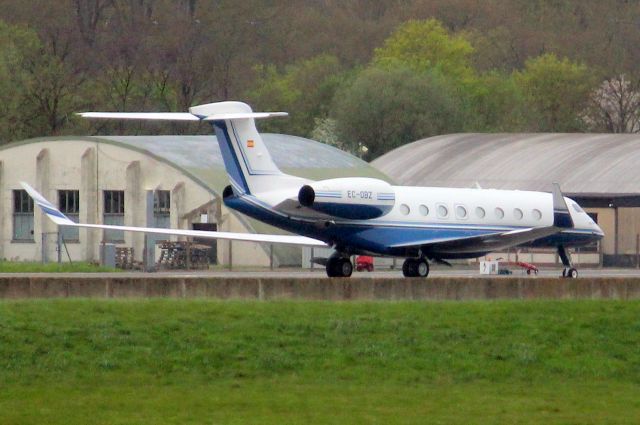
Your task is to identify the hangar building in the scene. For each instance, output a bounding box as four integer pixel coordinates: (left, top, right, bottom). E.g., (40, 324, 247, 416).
(373, 133, 640, 266)
(0, 135, 387, 266)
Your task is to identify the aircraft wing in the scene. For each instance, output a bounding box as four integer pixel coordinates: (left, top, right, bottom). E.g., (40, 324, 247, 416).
(21, 183, 328, 247)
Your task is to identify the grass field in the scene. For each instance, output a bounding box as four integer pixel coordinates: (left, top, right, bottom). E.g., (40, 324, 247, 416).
(0, 299, 639, 424)
(0, 261, 120, 273)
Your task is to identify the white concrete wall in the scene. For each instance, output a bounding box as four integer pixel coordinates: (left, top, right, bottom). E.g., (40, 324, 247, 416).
(0, 139, 271, 266)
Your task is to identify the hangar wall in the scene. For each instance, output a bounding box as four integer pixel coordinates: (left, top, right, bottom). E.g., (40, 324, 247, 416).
(0, 139, 270, 266)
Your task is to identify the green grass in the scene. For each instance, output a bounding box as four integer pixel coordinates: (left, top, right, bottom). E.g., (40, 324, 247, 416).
(0, 261, 120, 273)
(0, 300, 639, 424)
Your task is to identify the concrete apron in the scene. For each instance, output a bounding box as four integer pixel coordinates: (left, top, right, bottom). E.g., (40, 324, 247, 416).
(1, 277, 640, 300)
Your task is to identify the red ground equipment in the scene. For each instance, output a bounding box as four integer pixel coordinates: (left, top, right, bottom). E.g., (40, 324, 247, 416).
(514, 261, 539, 275)
(355, 255, 374, 272)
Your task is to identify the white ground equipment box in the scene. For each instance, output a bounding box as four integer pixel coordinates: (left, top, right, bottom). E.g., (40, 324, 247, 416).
(479, 260, 499, 275)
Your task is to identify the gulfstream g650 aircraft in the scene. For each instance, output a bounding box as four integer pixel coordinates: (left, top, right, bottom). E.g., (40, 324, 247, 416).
(22, 101, 603, 278)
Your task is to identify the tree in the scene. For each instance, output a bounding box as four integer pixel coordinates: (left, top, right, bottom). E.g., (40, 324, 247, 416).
(373, 19, 476, 82)
(246, 54, 345, 136)
(583, 75, 640, 133)
(0, 22, 40, 142)
(333, 66, 464, 160)
(515, 53, 594, 131)
(464, 71, 528, 132)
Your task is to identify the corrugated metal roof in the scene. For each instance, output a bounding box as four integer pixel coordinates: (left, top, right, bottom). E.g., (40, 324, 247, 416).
(372, 133, 640, 194)
(99, 134, 389, 194)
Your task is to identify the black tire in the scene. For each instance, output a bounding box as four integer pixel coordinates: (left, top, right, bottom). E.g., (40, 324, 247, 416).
(326, 257, 352, 278)
(402, 259, 416, 277)
(568, 268, 578, 278)
(403, 258, 429, 278)
(326, 257, 339, 277)
(416, 259, 429, 277)
(339, 258, 353, 277)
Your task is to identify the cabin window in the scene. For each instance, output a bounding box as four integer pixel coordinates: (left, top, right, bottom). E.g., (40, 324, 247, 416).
(419, 205, 429, 216)
(455, 205, 468, 219)
(495, 207, 504, 219)
(58, 190, 80, 241)
(437, 204, 449, 218)
(532, 209, 542, 221)
(400, 204, 410, 215)
(476, 207, 486, 218)
(514, 208, 523, 220)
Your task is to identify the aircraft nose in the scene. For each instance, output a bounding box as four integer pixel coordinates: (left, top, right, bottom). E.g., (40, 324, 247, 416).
(592, 220, 604, 237)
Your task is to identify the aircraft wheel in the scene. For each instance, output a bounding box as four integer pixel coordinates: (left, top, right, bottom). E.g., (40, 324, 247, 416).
(326, 257, 352, 278)
(326, 257, 339, 277)
(402, 259, 416, 277)
(416, 259, 429, 277)
(339, 258, 353, 277)
(403, 258, 429, 277)
(567, 268, 578, 279)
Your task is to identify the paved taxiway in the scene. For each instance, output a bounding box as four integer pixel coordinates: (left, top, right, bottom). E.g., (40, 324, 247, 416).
(1, 267, 640, 279)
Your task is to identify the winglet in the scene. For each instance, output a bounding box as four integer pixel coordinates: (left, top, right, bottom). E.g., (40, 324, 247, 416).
(20, 182, 75, 226)
(552, 183, 574, 228)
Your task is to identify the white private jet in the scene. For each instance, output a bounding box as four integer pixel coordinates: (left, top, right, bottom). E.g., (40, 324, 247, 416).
(22, 101, 603, 278)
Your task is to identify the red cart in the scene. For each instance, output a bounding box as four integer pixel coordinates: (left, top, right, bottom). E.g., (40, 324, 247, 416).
(356, 255, 374, 272)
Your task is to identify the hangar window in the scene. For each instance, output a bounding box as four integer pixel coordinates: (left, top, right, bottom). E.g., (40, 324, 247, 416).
(103, 190, 125, 243)
(514, 208, 523, 220)
(400, 204, 410, 215)
(495, 207, 504, 219)
(476, 207, 486, 218)
(13, 190, 34, 242)
(419, 204, 429, 216)
(58, 190, 80, 242)
(154, 190, 171, 228)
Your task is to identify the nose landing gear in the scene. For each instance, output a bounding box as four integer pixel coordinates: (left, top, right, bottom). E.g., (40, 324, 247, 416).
(402, 257, 430, 278)
(558, 245, 578, 278)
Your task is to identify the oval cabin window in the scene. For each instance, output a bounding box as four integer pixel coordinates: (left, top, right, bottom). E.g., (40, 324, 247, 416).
(419, 205, 429, 216)
(437, 205, 448, 218)
(476, 207, 486, 218)
(532, 209, 542, 221)
(514, 208, 523, 220)
(495, 207, 504, 219)
(456, 205, 467, 219)
(400, 204, 410, 215)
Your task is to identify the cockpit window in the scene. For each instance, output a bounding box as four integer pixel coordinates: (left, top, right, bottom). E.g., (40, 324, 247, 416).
(572, 203, 584, 213)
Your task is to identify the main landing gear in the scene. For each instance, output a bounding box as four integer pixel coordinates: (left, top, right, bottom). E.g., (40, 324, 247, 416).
(402, 257, 430, 278)
(558, 245, 578, 278)
(326, 255, 353, 278)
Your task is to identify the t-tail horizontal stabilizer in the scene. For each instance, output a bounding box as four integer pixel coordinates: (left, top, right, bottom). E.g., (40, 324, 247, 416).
(552, 183, 574, 228)
(20, 182, 327, 247)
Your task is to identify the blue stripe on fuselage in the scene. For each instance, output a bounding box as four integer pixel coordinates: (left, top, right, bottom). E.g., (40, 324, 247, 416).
(211, 121, 250, 194)
(223, 195, 603, 256)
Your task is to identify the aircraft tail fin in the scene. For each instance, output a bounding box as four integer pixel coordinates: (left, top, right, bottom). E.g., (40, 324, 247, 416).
(79, 101, 291, 196)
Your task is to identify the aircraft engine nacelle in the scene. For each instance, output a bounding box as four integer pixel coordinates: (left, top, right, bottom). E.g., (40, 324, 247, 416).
(298, 177, 395, 220)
